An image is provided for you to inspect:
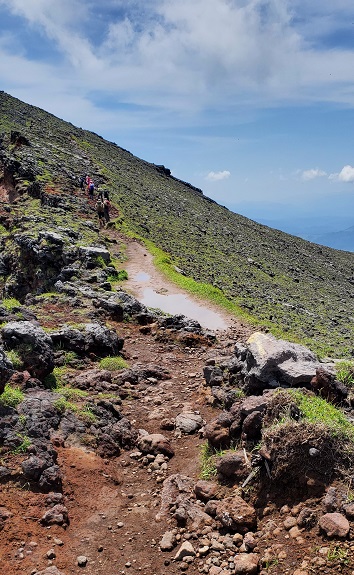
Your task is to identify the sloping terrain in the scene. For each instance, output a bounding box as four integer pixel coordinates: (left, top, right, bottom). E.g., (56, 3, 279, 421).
(0, 158, 354, 574)
(1, 90, 354, 357)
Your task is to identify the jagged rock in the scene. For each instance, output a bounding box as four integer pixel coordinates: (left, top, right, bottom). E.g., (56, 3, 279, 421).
(233, 332, 322, 393)
(241, 410, 263, 439)
(40, 504, 69, 526)
(35, 567, 66, 575)
(137, 433, 174, 458)
(194, 480, 219, 501)
(175, 411, 203, 434)
(38, 465, 62, 491)
(1, 321, 54, 379)
(174, 541, 196, 561)
(319, 512, 350, 538)
(159, 531, 177, 551)
(322, 486, 338, 512)
(0, 347, 14, 393)
(50, 327, 86, 354)
(21, 456, 48, 481)
(216, 495, 257, 533)
(311, 367, 348, 404)
(203, 365, 224, 386)
(215, 451, 247, 480)
(233, 553, 259, 574)
(204, 420, 230, 449)
(72, 368, 112, 390)
(343, 502, 354, 519)
(83, 322, 124, 356)
(92, 296, 124, 321)
(79, 245, 111, 264)
(297, 508, 318, 529)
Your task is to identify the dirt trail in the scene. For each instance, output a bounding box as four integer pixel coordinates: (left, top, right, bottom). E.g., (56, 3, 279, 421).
(119, 235, 240, 332)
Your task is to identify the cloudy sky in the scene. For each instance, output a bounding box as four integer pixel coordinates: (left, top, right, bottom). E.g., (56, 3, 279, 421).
(1, 0, 354, 231)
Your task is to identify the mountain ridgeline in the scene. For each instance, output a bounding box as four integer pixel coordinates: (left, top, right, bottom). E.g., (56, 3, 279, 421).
(1, 90, 354, 358)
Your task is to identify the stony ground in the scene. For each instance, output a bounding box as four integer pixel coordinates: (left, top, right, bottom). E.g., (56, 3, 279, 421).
(1, 232, 354, 575)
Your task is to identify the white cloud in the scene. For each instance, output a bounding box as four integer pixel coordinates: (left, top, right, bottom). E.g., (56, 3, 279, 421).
(2, 0, 354, 115)
(301, 168, 327, 181)
(330, 165, 354, 183)
(206, 170, 231, 181)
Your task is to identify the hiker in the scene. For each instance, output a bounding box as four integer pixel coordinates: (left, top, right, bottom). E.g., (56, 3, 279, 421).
(103, 197, 111, 224)
(95, 197, 105, 228)
(79, 174, 86, 190)
(103, 190, 110, 201)
(89, 181, 95, 198)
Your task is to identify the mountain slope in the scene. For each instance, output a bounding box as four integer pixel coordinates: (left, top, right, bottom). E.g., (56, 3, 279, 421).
(1, 90, 354, 357)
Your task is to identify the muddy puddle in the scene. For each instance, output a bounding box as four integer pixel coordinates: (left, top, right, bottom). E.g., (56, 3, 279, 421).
(131, 272, 228, 331)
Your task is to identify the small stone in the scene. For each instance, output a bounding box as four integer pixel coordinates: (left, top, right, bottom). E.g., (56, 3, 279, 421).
(77, 555, 88, 567)
(174, 541, 196, 561)
(46, 549, 56, 559)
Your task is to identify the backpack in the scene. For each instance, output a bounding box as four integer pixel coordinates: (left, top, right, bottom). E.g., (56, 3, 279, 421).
(96, 200, 104, 213)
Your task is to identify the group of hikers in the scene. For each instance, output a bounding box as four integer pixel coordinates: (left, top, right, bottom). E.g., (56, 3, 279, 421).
(79, 174, 111, 228)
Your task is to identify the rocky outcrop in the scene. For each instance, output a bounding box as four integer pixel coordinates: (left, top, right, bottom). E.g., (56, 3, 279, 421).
(1, 321, 54, 379)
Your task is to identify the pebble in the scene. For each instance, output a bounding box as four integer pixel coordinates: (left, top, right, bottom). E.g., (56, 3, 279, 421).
(77, 555, 88, 566)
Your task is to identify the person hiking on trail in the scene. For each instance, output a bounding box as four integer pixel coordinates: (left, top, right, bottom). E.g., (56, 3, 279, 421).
(103, 197, 111, 224)
(95, 197, 105, 228)
(89, 181, 95, 198)
(79, 174, 86, 190)
(103, 190, 110, 201)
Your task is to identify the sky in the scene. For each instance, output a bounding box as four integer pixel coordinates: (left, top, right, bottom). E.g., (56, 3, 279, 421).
(1, 0, 354, 234)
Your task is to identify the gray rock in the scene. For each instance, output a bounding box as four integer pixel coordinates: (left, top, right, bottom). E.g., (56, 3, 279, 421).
(0, 347, 14, 393)
(175, 411, 203, 434)
(79, 246, 111, 263)
(234, 332, 322, 392)
(40, 504, 69, 526)
(1, 321, 54, 379)
(35, 567, 66, 575)
(159, 531, 177, 551)
(174, 541, 196, 561)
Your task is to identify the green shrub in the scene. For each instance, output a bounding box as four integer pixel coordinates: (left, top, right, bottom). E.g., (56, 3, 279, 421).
(53, 396, 76, 414)
(99, 356, 128, 371)
(0, 384, 24, 407)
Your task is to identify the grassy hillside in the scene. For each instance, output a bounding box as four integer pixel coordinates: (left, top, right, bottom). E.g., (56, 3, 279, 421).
(1, 90, 354, 358)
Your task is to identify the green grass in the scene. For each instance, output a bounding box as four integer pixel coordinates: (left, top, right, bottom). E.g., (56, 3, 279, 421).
(43, 366, 68, 389)
(272, 389, 354, 441)
(53, 386, 88, 401)
(99, 356, 128, 371)
(2, 297, 21, 310)
(0, 384, 24, 408)
(6, 349, 23, 370)
(335, 360, 354, 388)
(11, 433, 31, 454)
(199, 441, 218, 480)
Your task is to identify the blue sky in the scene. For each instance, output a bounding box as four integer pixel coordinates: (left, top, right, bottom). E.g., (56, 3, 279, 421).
(1, 0, 354, 232)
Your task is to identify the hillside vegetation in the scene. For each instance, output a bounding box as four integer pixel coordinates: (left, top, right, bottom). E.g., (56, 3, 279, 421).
(1, 90, 354, 358)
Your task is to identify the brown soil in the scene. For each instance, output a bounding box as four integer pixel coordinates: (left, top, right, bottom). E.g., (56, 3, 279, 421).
(0, 233, 353, 575)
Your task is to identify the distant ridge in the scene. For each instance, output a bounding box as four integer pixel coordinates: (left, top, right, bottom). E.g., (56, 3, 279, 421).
(1, 90, 354, 357)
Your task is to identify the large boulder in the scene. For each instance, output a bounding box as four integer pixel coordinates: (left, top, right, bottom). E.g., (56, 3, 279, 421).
(1, 321, 54, 379)
(234, 332, 323, 393)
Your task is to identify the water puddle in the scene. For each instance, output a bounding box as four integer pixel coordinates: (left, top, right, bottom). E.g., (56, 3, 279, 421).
(134, 272, 150, 281)
(140, 287, 228, 331)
